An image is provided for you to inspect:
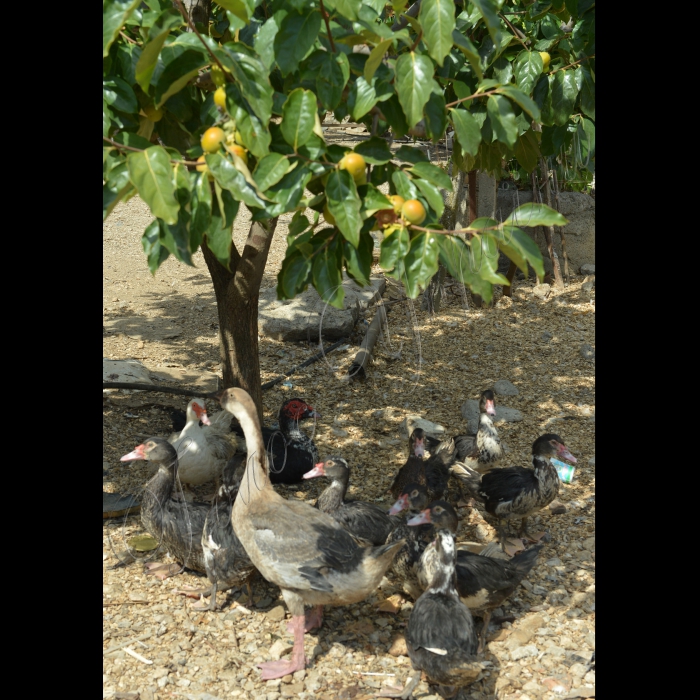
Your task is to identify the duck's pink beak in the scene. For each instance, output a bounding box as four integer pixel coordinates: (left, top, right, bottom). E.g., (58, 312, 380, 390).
(485, 399, 496, 416)
(121, 444, 146, 461)
(303, 462, 326, 479)
(193, 403, 211, 426)
(388, 494, 408, 515)
(557, 444, 577, 463)
(407, 508, 432, 526)
(414, 438, 425, 458)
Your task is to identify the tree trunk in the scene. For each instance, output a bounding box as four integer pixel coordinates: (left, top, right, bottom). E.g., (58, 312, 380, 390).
(468, 169, 483, 308)
(180, 0, 211, 28)
(201, 217, 278, 421)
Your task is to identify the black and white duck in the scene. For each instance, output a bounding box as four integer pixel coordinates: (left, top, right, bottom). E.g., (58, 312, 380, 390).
(303, 457, 401, 546)
(233, 398, 320, 484)
(408, 500, 543, 652)
(120, 437, 208, 579)
(452, 433, 576, 549)
(396, 529, 488, 699)
(176, 454, 257, 610)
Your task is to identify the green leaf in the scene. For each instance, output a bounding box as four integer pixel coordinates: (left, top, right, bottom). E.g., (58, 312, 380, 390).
(487, 95, 517, 148)
(206, 153, 266, 209)
(159, 210, 194, 266)
(491, 225, 544, 279)
(424, 88, 448, 142)
(258, 166, 313, 217)
(205, 188, 239, 270)
(379, 94, 409, 138)
(392, 169, 420, 201)
(451, 30, 483, 80)
(127, 147, 179, 225)
(317, 52, 349, 111)
(344, 231, 373, 287)
(154, 47, 208, 108)
(491, 56, 513, 84)
(216, 0, 254, 23)
(395, 145, 429, 164)
(419, 0, 456, 67)
(103, 182, 135, 221)
(470, 233, 507, 288)
(277, 249, 312, 300)
(274, 9, 322, 77)
(113, 131, 154, 150)
(496, 85, 541, 123)
(280, 88, 317, 150)
(579, 63, 595, 120)
(255, 11, 283, 71)
(364, 39, 393, 83)
(551, 70, 579, 126)
(513, 129, 540, 173)
(325, 0, 362, 21)
(312, 232, 344, 308)
(103, 0, 142, 57)
(189, 172, 212, 251)
(470, 0, 504, 49)
(141, 219, 171, 274)
(222, 84, 271, 159)
(414, 179, 444, 219)
(450, 108, 482, 157)
(379, 226, 410, 278)
(514, 50, 543, 95)
(409, 162, 452, 191)
(326, 170, 362, 247)
(437, 235, 491, 300)
(504, 203, 568, 228)
(395, 52, 435, 128)
(360, 184, 392, 216)
(135, 8, 183, 91)
(404, 232, 440, 297)
(221, 47, 274, 124)
(350, 77, 378, 121)
(289, 211, 310, 238)
(103, 77, 138, 113)
(354, 137, 393, 165)
(254, 153, 293, 192)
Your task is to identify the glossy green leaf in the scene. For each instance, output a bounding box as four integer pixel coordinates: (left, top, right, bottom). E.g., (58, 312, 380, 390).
(216, 0, 254, 22)
(255, 11, 283, 70)
(496, 85, 541, 123)
(277, 249, 312, 300)
(391, 169, 420, 201)
(159, 209, 194, 266)
(451, 30, 483, 80)
(127, 147, 179, 225)
(103, 101, 112, 136)
(113, 132, 154, 150)
(424, 88, 448, 142)
(141, 219, 170, 274)
(205, 188, 239, 270)
(470, 0, 504, 49)
(364, 39, 393, 83)
(103, 0, 142, 57)
(312, 232, 344, 308)
(450, 108, 482, 157)
(491, 225, 545, 279)
(344, 231, 374, 287)
(504, 203, 568, 228)
(395, 145, 429, 164)
(222, 47, 274, 124)
(491, 57, 513, 84)
(350, 77, 378, 121)
(487, 95, 518, 148)
(395, 52, 435, 128)
(206, 153, 266, 209)
(103, 182, 135, 221)
(513, 129, 541, 173)
(359, 184, 392, 216)
(103, 77, 138, 113)
(354, 137, 393, 165)
(437, 235, 492, 301)
(274, 9, 322, 77)
(414, 179, 445, 219)
(154, 47, 208, 108)
(578, 117, 595, 163)
(380, 226, 410, 278)
(222, 84, 271, 159)
(326, 170, 362, 247)
(470, 233, 508, 286)
(379, 94, 409, 138)
(135, 9, 183, 91)
(514, 50, 544, 95)
(551, 70, 579, 126)
(419, 0, 456, 67)
(189, 172, 212, 251)
(289, 211, 310, 238)
(579, 63, 595, 120)
(258, 166, 313, 218)
(317, 52, 349, 111)
(404, 232, 440, 297)
(533, 74, 552, 125)
(325, 0, 362, 21)
(409, 162, 452, 192)
(280, 88, 317, 150)
(254, 153, 293, 192)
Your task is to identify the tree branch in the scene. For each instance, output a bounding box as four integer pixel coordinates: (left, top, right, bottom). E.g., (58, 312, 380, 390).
(444, 89, 500, 109)
(103, 137, 204, 168)
(319, 0, 336, 53)
(172, 0, 227, 74)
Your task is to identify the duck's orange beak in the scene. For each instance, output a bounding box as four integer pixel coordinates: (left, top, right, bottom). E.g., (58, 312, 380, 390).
(303, 462, 326, 479)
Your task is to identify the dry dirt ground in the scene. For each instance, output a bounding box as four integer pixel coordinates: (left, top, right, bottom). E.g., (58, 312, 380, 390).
(103, 194, 595, 700)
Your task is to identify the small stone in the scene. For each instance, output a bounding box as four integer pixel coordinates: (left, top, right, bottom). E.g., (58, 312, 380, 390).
(533, 283, 551, 299)
(268, 640, 293, 661)
(152, 668, 169, 680)
(588, 457, 595, 466)
(581, 281, 594, 294)
(579, 264, 595, 275)
(579, 343, 595, 361)
(533, 586, 547, 596)
(461, 399, 523, 430)
(266, 605, 286, 622)
(399, 415, 446, 441)
(494, 379, 519, 396)
(522, 679, 543, 695)
(505, 630, 533, 650)
(332, 428, 349, 437)
(388, 635, 408, 657)
(549, 500, 567, 515)
(569, 663, 588, 678)
(542, 331, 553, 340)
(546, 557, 562, 567)
(510, 644, 539, 660)
(542, 675, 572, 694)
(292, 670, 306, 682)
(281, 682, 304, 697)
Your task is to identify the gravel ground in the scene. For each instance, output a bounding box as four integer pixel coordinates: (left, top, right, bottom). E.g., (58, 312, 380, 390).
(103, 192, 595, 700)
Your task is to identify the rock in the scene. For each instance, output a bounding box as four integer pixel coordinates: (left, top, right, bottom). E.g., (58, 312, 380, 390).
(266, 605, 286, 622)
(532, 585, 547, 596)
(569, 663, 588, 678)
(549, 500, 567, 515)
(332, 428, 349, 437)
(494, 379, 519, 396)
(281, 683, 305, 697)
(510, 644, 539, 660)
(461, 399, 523, 431)
(148, 366, 220, 393)
(268, 640, 293, 661)
(588, 457, 595, 466)
(533, 284, 551, 299)
(103, 317, 182, 341)
(399, 415, 446, 441)
(257, 274, 385, 341)
(581, 280, 595, 294)
(522, 679, 544, 695)
(579, 264, 595, 275)
(579, 344, 595, 361)
(566, 688, 595, 699)
(542, 676, 572, 694)
(542, 331, 553, 341)
(102, 358, 153, 385)
(388, 635, 408, 657)
(505, 629, 533, 651)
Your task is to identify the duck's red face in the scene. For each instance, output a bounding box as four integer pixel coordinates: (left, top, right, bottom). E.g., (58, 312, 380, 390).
(283, 399, 320, 421)
(192, 401, 211, 426)
(555, 442, 577, 463)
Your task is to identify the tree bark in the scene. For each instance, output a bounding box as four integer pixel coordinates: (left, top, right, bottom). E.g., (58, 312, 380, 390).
(180, 0, 211, 28)
(201, 217, 278, 421)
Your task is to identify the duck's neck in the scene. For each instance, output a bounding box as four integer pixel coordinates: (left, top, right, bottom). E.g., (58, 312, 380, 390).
(427, 543, 458, 597)
(235, 401, 271, 498)
(279, 413, 306, 441)
(317, 477, 348, 512)
(142, 461, 177, 530)
(533, 453, 556, 478)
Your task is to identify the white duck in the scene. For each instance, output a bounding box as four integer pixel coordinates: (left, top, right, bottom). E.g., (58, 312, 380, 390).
(168, 398, 237, 486)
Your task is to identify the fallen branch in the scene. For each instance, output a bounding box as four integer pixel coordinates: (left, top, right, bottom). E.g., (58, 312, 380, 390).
(124, 646, 153, 665)
(348, 300, 388, 381)
(103, 382, 209, 397)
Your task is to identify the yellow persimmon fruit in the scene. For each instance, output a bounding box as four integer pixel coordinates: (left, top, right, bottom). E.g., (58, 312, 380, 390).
(225, 143, 248, 166)
(401, 199, 427, 225)
(338, 152, 367, 184)
(201, 126, 225, 153)
(323, 204, 336, 226)
(143, 105, 164, 122)
(211, 64, 226, 88)
(214, 87, 227, 109)
(388, 195, 405, 214)
(539, 52, 551, 72)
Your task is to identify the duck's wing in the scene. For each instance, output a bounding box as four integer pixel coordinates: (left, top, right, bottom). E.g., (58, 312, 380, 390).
(335, 501, 399, 545)
(407, 593, 478, 656)
(479, 466, 539, 503)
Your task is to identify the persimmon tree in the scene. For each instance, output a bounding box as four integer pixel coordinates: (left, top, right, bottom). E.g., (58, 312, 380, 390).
(103, 0, 594, 416)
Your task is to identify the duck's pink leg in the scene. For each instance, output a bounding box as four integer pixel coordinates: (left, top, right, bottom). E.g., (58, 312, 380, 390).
(258, 614, 307, 680)
(144, 562, 183, 580)
(286, 605, 324, 634)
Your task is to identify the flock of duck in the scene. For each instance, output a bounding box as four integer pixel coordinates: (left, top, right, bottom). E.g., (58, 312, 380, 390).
(117, 387, 577, 696)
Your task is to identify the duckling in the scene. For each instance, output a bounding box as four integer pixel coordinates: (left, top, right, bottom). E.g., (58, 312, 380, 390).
(303, 457, 401, 546)
(452, 433, 576, 549)
(390, 429, 452, 501)
(408, 500, 543, 652)
(120, 438, 208, 579)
